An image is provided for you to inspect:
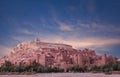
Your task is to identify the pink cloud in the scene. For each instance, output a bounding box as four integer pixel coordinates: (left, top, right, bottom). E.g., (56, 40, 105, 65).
(0, 45, 12, 56)
(59, 23, 73, 31)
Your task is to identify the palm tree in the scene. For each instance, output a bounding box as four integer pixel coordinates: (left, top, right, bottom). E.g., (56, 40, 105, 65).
(56, 64, 61, 69)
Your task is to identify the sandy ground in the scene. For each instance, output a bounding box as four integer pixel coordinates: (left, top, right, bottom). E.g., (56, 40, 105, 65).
(0, 73, 120, 77)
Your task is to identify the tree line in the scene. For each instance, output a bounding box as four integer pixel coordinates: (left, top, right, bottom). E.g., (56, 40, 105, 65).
(0, 60, 120, 73)
(67, 62, 120, 73)
(0, 60, 64, 73)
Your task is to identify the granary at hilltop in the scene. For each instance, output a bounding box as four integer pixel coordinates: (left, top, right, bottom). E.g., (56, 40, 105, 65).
(0, 38, 116, 69)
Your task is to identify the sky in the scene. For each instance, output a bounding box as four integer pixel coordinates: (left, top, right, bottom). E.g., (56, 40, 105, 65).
(0, 0, 120, 57)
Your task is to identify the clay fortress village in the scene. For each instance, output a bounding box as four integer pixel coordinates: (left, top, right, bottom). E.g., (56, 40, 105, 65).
(0, 38, 116, 69)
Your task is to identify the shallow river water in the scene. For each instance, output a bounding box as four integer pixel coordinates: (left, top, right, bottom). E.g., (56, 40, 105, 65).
(0, 73, 120, 77)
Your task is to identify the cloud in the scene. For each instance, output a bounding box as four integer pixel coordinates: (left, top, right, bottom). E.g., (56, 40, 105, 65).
(77, 21, 120, 33)
(78, 23, 90, 28)
(38, 35, 120, 49)
(19, 29, 36, 35)
(0, 45, 12, 56)
(59, 23, 73, 31)
(12, 36, 35, 42)
(53, 18, 73, 31)
(21, 29, 34, 35)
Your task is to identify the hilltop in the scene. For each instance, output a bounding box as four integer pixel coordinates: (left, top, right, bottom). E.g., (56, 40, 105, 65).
(0, 38, 117, 69)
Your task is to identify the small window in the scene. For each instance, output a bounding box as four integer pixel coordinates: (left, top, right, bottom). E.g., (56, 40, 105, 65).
(24, 62, 26, 64)
(15, 62, 17, 64)
(41, 52, 44, 54)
